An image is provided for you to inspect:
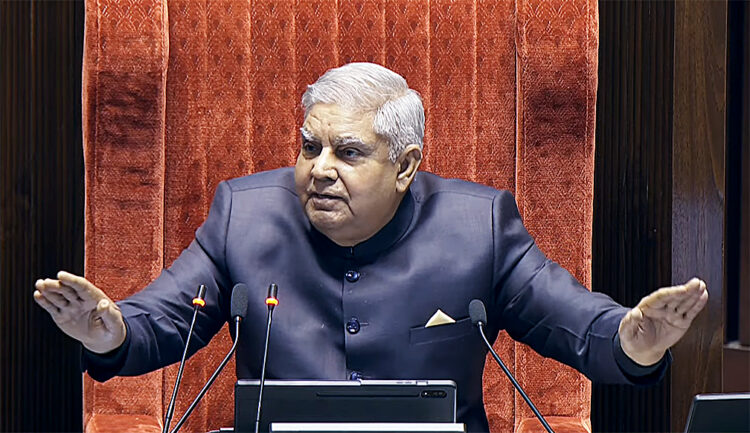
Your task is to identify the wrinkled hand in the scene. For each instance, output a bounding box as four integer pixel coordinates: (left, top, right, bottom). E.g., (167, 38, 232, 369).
(618, 278, 708, 366)
(33, 271, 126, 354)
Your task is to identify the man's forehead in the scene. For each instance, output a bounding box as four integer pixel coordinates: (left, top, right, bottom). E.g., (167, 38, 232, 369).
(303, 104, 374, 128)
(300, 103, 385, 147)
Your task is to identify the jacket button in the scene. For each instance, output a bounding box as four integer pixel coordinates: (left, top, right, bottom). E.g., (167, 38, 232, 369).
(346, 318, 360, 334)
(345, 270, 360, 282)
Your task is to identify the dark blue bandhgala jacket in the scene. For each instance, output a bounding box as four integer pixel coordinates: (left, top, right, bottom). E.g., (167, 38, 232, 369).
(84, 168, 668, 432)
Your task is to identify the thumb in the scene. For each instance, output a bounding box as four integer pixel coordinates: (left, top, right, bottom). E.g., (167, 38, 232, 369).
(620, 306, 644, 336)
(95, 298, 123, 332)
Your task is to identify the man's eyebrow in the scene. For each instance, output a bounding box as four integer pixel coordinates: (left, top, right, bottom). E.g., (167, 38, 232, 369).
(334, 136, 372, 149)
(300, 127, 317, 142)
(300, 127, 374, 150)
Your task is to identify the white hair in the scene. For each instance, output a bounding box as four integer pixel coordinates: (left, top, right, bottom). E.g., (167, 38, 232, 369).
(301, 63, 425, 162)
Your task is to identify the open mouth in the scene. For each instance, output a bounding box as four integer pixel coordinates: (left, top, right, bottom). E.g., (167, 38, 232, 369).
(309, 193, 345, 210)
(311, 193, 342, 200)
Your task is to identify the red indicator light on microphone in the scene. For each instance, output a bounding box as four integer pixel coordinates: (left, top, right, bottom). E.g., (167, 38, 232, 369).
(192, 284, 207, 308)
(265, 283, 279, 307)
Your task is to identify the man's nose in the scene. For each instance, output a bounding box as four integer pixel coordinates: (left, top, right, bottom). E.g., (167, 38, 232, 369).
(310, 148, 338, 181)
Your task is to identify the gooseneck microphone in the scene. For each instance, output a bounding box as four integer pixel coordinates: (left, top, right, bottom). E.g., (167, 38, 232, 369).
(163, 285, 208, 433)
(169, 283, 249, 433)
(469, 299, 554, 433)
(255, 283, 279, 433)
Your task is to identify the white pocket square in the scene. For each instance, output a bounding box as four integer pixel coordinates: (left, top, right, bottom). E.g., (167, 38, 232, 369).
(424, 309, 456, 328)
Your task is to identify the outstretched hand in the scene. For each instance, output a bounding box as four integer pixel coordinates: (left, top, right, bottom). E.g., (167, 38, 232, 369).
(33, 271, 126, 354)
(618, 278, 708, 366)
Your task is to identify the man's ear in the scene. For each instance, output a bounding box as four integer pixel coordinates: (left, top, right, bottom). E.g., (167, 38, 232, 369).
(395, 144, 422, 193)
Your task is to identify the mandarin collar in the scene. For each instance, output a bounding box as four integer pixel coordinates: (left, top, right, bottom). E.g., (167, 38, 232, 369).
(309, 190, 415, 262)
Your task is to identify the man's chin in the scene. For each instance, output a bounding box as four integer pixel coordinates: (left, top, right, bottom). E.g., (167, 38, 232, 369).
(306, 210, 346, 231)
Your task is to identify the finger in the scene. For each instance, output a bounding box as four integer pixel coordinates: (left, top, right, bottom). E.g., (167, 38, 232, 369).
(639, 286, 685, 310)
(682, 289, 709, 321)
(40, 286, 73, 310)
(34, 281, 77, 315)
(34, 290, 60, 315)
(674, 291, 702, 316)
(47, 283, 84, 304)
(35, 278, 68, 300)
(640, 280, 701, 311)
(57, 271, 102, 302)
(48, 293, 71, 310)
(35, 277, 62, 293)
(686, 277, 702, 289)
(672, 278, 705, 314)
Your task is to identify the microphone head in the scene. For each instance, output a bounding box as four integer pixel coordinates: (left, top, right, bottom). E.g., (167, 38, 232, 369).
(230, 283, 249, 320)
(469, 299, 487, 326)
(192, 284, 208, 308)
(267, 283, 278, 299)
(195, 284, 207, 300)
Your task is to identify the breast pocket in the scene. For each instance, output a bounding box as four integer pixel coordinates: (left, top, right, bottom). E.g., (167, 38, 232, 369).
(409, 317, 475, 345)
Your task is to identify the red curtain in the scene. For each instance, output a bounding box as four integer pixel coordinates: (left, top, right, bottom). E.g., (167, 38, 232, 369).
(82, 1, 597, 431)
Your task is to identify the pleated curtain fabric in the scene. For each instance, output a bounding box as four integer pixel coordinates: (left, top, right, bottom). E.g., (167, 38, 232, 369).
(82, 1, 597, 431)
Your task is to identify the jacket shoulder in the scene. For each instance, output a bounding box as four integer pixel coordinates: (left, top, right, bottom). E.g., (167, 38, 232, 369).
(224, 167, 297, 197)
(412, 171, 511, 203)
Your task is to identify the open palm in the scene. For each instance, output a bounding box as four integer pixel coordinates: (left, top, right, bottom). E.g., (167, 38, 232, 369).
(618, 278, 708, 366)
(33, 271, 126, 354)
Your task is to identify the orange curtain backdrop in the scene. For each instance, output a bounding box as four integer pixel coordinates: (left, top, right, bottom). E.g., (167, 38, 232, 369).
(82, 1, 598, 432)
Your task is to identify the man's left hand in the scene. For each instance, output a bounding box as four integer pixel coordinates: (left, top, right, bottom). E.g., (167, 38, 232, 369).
(618, 278, 709, 366)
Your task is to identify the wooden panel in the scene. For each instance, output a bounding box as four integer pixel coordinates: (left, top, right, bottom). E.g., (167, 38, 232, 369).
(741, 4, 750, 347)
(723, 0, 750, 395)
(592, 2, 673, 432)
(725, 0, 750, 348)
(671, 1, 727, 430)
(0, 1, 85, 431)
(723, 344, 750, 392)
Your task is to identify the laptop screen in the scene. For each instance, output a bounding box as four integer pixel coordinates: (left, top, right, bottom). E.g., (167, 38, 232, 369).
(234, 380, 457, 433)
(684, 393, 750, 433)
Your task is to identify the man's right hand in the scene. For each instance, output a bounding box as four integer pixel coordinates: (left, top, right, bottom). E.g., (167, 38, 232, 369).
(34, 271, 126, 354)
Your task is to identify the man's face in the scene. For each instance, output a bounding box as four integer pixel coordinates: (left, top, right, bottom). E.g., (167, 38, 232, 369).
(295, 104, 402, 247)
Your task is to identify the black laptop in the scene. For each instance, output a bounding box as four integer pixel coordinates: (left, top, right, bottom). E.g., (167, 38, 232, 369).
(684, 393, 750, 433)
(234, 380, 457, 433)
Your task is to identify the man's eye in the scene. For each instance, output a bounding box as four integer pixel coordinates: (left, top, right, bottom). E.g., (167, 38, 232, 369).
(302, 141, 319, 153)
(340, 148, 361, 158)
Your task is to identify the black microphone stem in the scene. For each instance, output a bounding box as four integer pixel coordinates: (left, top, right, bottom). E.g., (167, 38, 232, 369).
(163, 304, 201, 433)
(254, 305, 275, 433)
(169, 318, 241, 433)
(477, 322, 554, 433)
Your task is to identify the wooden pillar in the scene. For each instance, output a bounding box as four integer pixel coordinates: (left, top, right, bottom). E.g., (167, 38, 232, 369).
(592, 2, 673, 431)
(671, 1, 727, 429)
(594, 1, 735, 431)
(723, 0, 750, 395)
(0, 1, 85, 431)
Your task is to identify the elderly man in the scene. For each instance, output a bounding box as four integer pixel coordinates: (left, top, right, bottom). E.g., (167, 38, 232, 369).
(34, 63, 707, 432)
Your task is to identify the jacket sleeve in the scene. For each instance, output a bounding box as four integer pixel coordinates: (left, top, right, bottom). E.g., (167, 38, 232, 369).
(489, 190, 669, 384)
(83, 181, 235, 381)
